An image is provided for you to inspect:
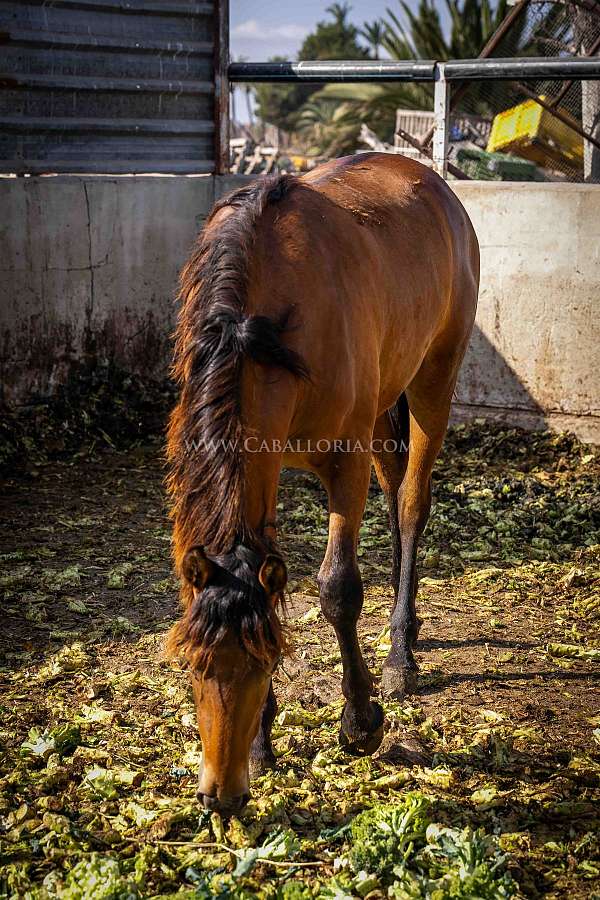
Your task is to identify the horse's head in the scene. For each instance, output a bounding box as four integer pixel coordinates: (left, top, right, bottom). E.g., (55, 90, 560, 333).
(168, 544, 287, 815)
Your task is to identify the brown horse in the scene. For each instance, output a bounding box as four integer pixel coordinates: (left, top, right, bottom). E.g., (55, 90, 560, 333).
(166, 152, 479, 815)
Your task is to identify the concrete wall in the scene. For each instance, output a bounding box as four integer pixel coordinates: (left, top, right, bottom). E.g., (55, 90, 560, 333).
(1, 175, 213, 403)
(1, 175, 599, 441)
(452, 182, 600, 442)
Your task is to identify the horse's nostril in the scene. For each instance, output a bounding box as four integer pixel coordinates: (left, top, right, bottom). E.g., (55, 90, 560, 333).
(196, 792, 250, 814)
(197, 792, 217, 810)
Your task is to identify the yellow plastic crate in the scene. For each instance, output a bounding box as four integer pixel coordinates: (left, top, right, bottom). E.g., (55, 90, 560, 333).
(487, 97, 583, 170)
(289, 154, 313, 171)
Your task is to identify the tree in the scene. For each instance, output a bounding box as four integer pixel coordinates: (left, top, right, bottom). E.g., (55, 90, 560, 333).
(382, 0, 510, 65)
(252, 4, 370, 132)
(360, 20, 386, 59)
(312, 0, 514, 149)
(252, 59, 306, 135)
(300, 2, 369, 61)
(296, 100, 359, 156)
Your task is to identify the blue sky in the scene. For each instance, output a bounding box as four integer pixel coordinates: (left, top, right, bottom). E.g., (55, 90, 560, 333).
(230, 0, 408, 62)
(229, 1, 445, 123)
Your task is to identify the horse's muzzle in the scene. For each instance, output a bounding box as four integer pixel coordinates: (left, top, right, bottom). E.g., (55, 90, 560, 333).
(197, 790, 250, 815)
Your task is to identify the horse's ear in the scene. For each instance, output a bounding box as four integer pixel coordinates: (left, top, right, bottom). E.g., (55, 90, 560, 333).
(259, 554, 287, 598)
(181, 546, 214, 591)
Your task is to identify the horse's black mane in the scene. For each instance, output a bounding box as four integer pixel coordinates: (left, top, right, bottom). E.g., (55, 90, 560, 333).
(166, 174, 307, 666)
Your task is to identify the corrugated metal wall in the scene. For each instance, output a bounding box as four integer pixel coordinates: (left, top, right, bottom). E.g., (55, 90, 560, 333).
(0, 0, 221, 174)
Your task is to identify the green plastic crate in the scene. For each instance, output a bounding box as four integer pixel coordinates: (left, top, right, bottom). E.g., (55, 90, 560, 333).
(456, 147, 544, 182)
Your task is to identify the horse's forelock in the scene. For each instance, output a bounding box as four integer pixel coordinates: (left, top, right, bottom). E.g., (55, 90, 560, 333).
(165, 544, 287, 673)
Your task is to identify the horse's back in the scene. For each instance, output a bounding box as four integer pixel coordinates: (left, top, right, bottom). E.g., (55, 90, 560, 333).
(302, 153, 478, 390)
(302, 152, 478, 288)
(248, 153, 478, 442)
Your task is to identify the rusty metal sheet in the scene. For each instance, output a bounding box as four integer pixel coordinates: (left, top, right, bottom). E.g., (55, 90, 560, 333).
(0, 0, 217, 174)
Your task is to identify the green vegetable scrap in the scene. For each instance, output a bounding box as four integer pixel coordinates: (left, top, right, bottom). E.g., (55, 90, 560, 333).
(36, 642, 90, 680)
(336, 796, 517, 899)
(1, 422, 598, 898)
(60, 854, 139, 899)
(389, 824, 516, 899)
(349, 794, 430, 878)
(20, 724, 80, 760)
(547, 642, 600, 662)
(233, 827, 300, 877)
(107, 563, 136, 590)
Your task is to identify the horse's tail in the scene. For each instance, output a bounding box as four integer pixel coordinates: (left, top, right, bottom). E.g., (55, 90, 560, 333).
(388, 392, 410, 459)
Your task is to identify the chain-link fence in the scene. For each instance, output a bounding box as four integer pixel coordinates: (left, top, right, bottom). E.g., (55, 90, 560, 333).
(400, 1, 600, 182)
(229, 2, 600, 183)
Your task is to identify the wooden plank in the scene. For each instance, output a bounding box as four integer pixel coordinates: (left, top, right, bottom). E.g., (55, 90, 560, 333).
(0, 27, 213, 55)
(0, 159, 215, 174)
(0, 88, 212, 118)
(0, 4, 212, 42)
(1, 137, 215, 158)
(0, 116, 214, 133)
(12, 0, 213, 16)
(0, 72, 214, 93)
(1, 46, 212, 81)
(0, 0, 218, 173)
(214, 0, 229, 174)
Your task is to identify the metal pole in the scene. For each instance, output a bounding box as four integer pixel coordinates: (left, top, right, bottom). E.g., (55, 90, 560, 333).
(214, 0, 230, 175)
(395, 124, 471, 179)
(228, 59, 436, 82)
(548, 32, 600, 109)
(433, 63, 450, 178)
(228, 57, 600, 84)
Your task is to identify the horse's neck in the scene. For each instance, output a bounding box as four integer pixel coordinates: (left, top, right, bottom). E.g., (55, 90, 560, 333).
(239, 365, 296, 540)
(240, 433, 283, 540)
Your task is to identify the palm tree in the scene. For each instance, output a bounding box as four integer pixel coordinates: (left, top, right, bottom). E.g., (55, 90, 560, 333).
(382, 0, 511, 61)
(360, 19, 386, 59)
(383, 0, 448, 60)
(296, 100, 359, 156)
(310, 0, 515, 147)
(326, 2, 352, 28)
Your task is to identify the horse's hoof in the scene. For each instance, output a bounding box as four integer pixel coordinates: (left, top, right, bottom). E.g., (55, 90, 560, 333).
(249, 751, 276, 779)
(338, 701, 384, 756)
(381, 665, 419, 699)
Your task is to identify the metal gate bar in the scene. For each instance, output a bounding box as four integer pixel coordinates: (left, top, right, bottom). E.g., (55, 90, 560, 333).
(229, 57, 600, 178)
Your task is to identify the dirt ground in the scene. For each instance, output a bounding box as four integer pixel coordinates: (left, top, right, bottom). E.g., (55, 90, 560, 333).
(0, 423, 599, 898)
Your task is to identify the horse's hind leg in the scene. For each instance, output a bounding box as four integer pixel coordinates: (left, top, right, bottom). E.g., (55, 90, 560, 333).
(372, 396, 410, 593)
(381, 371, 455, 699)
(318, 449, 384, 755)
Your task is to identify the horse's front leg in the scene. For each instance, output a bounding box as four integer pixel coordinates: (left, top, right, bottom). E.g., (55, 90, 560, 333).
(318, 451, 384, 755)
(249, 680, 277, 777)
